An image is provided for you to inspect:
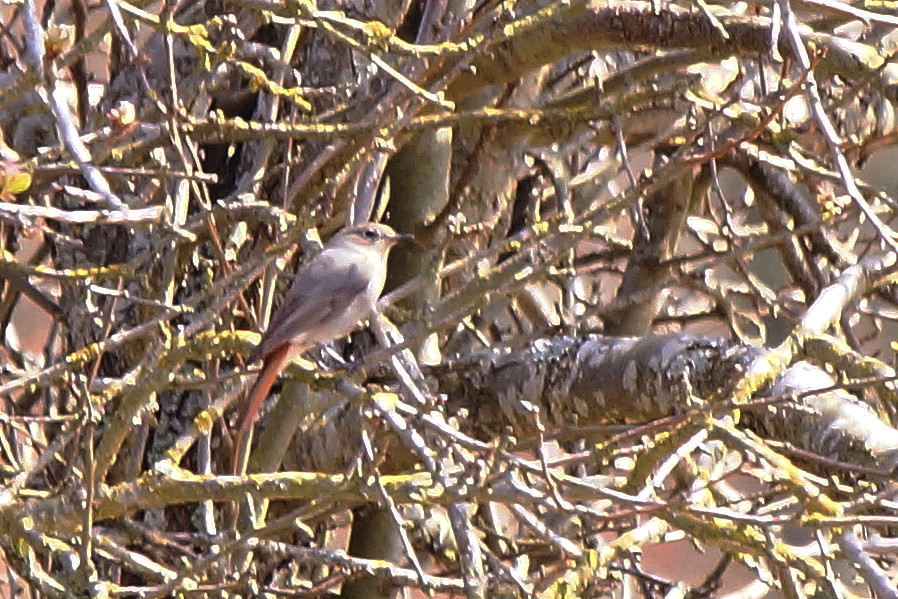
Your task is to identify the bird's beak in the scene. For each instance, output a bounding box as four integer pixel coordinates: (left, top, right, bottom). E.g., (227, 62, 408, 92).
(390, 231, 416, 246)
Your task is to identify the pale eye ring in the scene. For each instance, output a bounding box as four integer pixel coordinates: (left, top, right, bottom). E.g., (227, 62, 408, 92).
(363, 228, 380, 240)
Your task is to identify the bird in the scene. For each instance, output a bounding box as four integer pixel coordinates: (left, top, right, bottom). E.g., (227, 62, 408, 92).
(234, 222, 410, 471)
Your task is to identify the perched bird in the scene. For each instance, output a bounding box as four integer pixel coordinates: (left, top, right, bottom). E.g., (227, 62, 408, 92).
(235, 222, 410, 469)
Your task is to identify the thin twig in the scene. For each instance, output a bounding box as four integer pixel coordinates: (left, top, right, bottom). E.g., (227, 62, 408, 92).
(776, 0, 898, 253)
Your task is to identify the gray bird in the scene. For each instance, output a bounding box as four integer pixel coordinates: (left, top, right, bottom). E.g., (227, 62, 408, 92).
(235, 222, 409, 462)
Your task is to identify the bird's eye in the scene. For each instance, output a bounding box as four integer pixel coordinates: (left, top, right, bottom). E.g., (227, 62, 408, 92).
(363, 228, 380, 240)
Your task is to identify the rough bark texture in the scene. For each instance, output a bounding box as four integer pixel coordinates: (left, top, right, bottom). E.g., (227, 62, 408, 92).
(2, 0, 898, 597)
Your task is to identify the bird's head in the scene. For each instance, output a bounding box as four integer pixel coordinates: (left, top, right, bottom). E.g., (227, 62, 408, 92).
(333, 223, 413, 253)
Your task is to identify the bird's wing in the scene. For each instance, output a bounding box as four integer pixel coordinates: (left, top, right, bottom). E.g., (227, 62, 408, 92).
(253, 250, 370, 359)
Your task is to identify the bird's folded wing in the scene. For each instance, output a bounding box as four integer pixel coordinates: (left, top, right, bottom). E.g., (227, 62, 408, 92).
(253, 251, 370, 359)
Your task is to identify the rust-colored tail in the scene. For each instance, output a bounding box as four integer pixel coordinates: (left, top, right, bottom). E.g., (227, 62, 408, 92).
(233, 344, 290, 474)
